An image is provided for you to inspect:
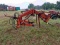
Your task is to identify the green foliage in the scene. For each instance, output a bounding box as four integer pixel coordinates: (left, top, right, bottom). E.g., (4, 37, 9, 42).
(28, 3, 41, 9)
(42, 2, 56, 10)
(56, 1, 60, 9)
(28, 1, 60, 10)
(41, 1, 60, 10)
(28, 3, 34, 9)
(0, 4, 8, 11)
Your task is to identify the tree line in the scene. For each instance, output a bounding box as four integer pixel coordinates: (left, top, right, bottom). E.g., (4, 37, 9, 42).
(0, 4, 8, 11)
(28, 1, 60, 10)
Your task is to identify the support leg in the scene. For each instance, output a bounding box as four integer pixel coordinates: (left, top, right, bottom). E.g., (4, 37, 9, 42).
(38, 15, 40, 28)
(36, 15, 38, 24)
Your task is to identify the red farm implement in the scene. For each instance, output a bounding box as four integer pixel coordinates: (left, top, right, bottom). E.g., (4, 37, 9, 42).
(5, 9, 60, 28)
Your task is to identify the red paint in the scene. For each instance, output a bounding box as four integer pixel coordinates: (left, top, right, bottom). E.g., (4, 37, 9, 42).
(16, 9, 51, 28)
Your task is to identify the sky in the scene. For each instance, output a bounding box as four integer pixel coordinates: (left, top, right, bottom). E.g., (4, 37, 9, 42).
(0, 0, 60, 9)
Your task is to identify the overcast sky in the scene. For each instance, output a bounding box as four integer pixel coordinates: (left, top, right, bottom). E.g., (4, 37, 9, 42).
(0, 0, 60, 9)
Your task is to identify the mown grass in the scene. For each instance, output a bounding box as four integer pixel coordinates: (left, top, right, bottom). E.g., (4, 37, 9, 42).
(0, 11, 60, 45)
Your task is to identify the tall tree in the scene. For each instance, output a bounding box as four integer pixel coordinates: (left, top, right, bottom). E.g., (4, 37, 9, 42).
(0, 4, 8, 11)
(42, 2, 56, 10)
(28, 3, 34, 9)
(56, 1, 60, 9)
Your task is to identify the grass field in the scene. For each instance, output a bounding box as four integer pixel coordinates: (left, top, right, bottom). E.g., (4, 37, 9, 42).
(0, 11, 60, 45)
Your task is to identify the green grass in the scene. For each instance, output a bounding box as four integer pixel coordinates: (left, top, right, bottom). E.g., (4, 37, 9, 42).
(0, 11, 60, 45)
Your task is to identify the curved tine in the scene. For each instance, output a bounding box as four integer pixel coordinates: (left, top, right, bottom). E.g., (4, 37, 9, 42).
(4, 14, 7, 16)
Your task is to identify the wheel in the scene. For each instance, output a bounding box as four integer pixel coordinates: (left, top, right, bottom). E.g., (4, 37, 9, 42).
(14, 12, 19, 18)
(51, 14, 57, 19)
(9, 12, 19, 28)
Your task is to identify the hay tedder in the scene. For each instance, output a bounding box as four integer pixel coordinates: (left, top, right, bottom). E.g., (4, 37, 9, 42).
(5, 9, 60, 28)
